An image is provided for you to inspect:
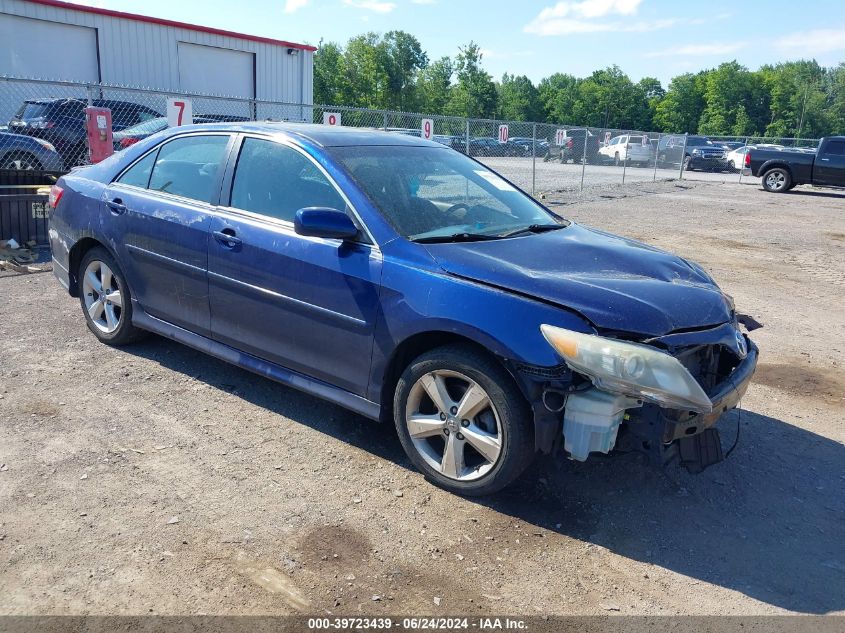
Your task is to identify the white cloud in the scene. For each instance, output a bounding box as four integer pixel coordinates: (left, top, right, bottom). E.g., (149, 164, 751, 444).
(283, 0, 309, 13)
(535, 0, 642, 20)
(526, 17, 678, 36)
(645, 42, 746, 58)
(775, 27, 845, 55)
(342, 0, 397, 12)
(523, 0, 682, 36)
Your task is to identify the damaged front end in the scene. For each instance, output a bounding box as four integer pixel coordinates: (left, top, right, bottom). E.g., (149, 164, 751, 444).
(527, 319, 759, 473)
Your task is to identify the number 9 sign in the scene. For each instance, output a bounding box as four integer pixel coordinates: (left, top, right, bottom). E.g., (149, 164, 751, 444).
(421, 119, 433, 140)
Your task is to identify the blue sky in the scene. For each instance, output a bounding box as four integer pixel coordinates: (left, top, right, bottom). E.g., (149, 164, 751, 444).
(81, 0, 845, 86)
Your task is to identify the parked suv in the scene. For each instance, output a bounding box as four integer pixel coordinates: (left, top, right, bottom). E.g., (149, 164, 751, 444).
(657, 135, 730, 171)
(598, 134, 652, 166)
(8, 98, 162, 167)
(48, 122, 758, 495)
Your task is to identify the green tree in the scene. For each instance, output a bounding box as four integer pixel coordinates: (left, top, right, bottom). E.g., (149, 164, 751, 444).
(497, 74, 541, 121)
(383, 31, 428, 111)
(313, 41, 347, 105)
(538, 72, 579, 123)
(653, 72, 706, 133)
(340, 32, 391, 109)
(418, 56, 453, 114)
(446, 42, 498, 118)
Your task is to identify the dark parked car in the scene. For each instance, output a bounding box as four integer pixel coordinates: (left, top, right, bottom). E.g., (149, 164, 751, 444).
(48, 122, 758, 495)
(468, 137, 527, 157)
(113, 115, 251, 150)
(509, 137, 548, 157)
(0, 131, 64, 171)
(744, 136, 845, 193)
(8, 98, 162, 167)
(544, 128, 602, 164)
(657, 135, 730, 171)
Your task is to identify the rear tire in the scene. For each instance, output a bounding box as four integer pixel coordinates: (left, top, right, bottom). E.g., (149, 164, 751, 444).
(762, 167, 791, 193)
(78, 247, 145, 346)
(393, 344, 534, 496)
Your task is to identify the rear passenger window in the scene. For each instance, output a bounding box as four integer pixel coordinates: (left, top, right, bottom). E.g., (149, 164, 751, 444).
(117, 151, 157, 189)
(824, 141, 845, 156)
(148, 135, 229, 202)
(229, 138, 347, 223)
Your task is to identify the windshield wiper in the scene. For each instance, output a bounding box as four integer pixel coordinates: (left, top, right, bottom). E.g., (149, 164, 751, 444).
(498, 223, 565, 238)
(411, 232, 501, 244)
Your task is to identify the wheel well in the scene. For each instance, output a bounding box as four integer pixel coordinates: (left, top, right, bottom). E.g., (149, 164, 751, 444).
(67, 237, 105, 297)
(0, 150, 41, 169)
(762, 163, 792, 177)
(378, 331, 518, 422)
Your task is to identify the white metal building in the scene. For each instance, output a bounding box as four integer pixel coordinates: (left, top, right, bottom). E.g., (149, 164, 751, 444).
(0, 0, 315, 121)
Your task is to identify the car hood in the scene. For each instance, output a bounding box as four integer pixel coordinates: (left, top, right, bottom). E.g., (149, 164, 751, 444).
(423, 223, 732, 337)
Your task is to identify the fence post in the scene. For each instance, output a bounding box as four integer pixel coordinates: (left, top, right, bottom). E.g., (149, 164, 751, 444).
(250, 98, 257, 122)
(86, 84, 95, 107)
(579, 128, 588, 191)
(383, 111, 388, 130)
(652, 133, 660, 182)
(679, 132, 689, 180)
(738, 136, 748, 183)
(531, 123, 537, 197)
(621, 134, 628, 184)
(465, 118, 470, 155)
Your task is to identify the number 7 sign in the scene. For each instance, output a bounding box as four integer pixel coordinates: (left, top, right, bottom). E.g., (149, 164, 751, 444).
(167, 98, 193, 127)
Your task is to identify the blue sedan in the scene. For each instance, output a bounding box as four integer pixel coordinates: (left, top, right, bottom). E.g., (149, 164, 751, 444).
(47, 122, 758, 495)
(0, 131, 64, 170)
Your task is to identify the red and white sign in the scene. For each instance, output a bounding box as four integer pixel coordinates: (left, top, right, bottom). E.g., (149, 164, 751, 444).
(555, 129, 565, 146)
(604, 131, 611, 144)
(166, 98, 192, 127)
(323, 112, 341, 126)
(421, 118, 433, 140)
(498, 125, 509, 144)
(642, 133, 649, 146)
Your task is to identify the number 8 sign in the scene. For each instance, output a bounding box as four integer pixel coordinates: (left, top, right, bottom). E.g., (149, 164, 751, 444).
(421, 119, 433, 140)
(323, 112, 341, 126)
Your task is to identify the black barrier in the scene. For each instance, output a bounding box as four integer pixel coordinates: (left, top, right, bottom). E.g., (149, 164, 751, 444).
(0, 169, 60, 246)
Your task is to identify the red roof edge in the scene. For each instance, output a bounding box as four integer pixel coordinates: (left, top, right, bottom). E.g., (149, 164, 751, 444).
(22, 0, 318, 51)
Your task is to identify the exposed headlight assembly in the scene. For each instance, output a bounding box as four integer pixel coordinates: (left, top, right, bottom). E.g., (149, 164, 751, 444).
(540, 325, 713, 412)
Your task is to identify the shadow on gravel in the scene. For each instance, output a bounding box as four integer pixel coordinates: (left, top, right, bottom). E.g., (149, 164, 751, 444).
(129, 335, 844, 615)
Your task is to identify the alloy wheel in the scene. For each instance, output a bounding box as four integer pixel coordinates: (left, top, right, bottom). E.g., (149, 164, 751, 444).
(765, 171, 787, 191)
(81, 260, 124, 333)
(405, 370, 503, 481)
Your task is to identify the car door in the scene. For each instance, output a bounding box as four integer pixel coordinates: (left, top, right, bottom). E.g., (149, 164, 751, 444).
(207, 135, 383, 397)
(814, 139, 845, 187)
(104, 132, 233, 336)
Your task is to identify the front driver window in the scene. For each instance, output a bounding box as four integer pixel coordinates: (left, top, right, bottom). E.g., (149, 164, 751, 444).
(229, 137, 347, 223)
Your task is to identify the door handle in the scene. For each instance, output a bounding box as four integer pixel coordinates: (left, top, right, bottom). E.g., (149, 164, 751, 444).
(106, 198, 127, 215)
(213, 229, 242, 247)
(820, 158, 830, 161)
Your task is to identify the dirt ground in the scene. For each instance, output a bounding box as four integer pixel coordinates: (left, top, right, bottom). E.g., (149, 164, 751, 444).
(0, 181, 843, 617)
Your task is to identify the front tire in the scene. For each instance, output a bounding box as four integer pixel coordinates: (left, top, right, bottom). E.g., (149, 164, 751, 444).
(78, 247, 145, 346)
(683, 155, 693, 171)
(762, 167, 791, 193)
(393, 345, 534, 496)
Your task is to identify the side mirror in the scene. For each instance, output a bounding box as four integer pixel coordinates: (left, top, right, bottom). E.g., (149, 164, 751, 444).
(294, 207, 359, 240)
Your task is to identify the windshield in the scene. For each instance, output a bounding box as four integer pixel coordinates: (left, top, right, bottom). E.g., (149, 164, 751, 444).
(687, 136, 712, 146)
(331, 145, 558, 241)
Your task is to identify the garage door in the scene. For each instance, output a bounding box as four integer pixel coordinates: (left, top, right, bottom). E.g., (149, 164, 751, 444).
(0, 14, 99, 81)
(177, 42, 255, 99)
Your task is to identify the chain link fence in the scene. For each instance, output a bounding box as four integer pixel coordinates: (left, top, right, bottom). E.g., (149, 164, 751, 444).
(0, 76, 821, 195)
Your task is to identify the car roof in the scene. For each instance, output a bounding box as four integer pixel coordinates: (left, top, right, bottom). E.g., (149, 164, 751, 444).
(164, 121, 446, 148)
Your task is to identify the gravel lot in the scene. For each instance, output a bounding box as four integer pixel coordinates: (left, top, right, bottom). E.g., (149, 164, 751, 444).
(480, 156, 755, 195)
(1, 181, 843, 617)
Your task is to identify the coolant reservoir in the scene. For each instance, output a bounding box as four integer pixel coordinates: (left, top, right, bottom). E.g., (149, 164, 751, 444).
(563, 389, 641, 461)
